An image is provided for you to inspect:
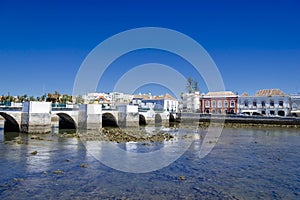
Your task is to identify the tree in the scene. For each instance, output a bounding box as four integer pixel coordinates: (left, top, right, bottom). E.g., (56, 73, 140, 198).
(75, 95, 84, 104)
(186, 77, 199, 93)
(41, 94, 46, 101)
(193, 81, 199, 92)
(29, 96, 35, 101)
(186, 77, 194, 93)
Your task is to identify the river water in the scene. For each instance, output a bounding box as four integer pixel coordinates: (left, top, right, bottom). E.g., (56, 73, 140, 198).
(0, 127, 299, 199)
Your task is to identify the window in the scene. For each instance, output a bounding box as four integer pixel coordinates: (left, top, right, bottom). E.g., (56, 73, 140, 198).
(253, 101, 257, 107)
(205, 100, 210, 108)
(261, 101, 265, 107)
(217, 100, 222, 108)
(224, 100, 228, 108)
(279, 100, 284, 107)
(270, 100, 274, 107)
(292, 102, 298, 110)
(230, 100, 235, 108)
(212, 100, 216, 108)
(244, 100, 248, 107)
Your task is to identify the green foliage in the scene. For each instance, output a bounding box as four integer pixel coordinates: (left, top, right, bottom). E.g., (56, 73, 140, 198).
(186, 77, 199, 93)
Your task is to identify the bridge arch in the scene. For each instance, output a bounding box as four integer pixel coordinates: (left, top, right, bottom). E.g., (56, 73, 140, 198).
(139, 114, 146, 125)
(155, 114, 162, 124)
(102, 113, 118, 127)
(56, 113, 77, 129)
(0, 112, 20, 132)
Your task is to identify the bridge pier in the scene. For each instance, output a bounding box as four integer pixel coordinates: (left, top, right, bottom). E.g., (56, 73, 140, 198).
(21, 102, 52, 133)
(117, 105, 139, 127)
(51, 115, 59, 134)
(0, 116, 4, 129)
(78, 104, 102, 130)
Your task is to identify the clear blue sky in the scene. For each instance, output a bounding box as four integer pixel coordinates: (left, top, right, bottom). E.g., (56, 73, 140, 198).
(0, 0, 299, 97)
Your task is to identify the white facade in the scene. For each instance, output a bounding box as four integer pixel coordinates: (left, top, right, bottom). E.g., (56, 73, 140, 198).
(109, 92, 133, 104)
(83, 93, 111, 104)
(291, 95, 300, 117)
(182, 92, 201, 112)
(133, 93, 178, 112)
(238, 95, 291, 116)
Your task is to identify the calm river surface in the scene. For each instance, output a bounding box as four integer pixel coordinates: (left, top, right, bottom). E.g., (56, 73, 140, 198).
(0, 127, 299, 199)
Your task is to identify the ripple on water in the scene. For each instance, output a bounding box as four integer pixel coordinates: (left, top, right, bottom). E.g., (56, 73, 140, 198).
(0, 127, 299, 199)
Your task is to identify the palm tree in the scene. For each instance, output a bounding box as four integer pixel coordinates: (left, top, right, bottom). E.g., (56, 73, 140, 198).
(186, 77, 194, 93)
(186, 77, 199, 93)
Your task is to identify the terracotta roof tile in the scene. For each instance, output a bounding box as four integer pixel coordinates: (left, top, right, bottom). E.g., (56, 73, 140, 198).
(206, 91, 236, 97)
(254, 89, 286, 96)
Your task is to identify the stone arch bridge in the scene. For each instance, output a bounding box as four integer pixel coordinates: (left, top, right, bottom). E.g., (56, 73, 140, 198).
(0, 102, 177, 133)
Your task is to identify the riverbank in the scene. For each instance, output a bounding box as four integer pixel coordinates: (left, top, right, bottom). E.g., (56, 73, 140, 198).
(178, 113, 300, 128)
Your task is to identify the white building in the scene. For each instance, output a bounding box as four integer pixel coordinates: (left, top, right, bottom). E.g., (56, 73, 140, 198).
(238, 89, 291, 116)
(291, 94, 300, 117)
(109, 92, 133, 104)
(182, 91, 201, 112)
(132, 94, 152, 108)
(133, 93, 179, 112)
(83, 92, 111, 104)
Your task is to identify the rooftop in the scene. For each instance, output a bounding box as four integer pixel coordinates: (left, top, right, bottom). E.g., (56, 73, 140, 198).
(254, 89, 286, 96)
(206, 91, 237, 97)
(153, 93, 177, 100)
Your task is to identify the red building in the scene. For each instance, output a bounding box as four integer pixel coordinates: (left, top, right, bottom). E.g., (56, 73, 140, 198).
(200, 91, 238, 114)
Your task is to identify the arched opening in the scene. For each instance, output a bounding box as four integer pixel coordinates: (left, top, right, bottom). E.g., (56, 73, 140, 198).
(169, 113, 175, 123)
(139, 114, 146, 125)
(252, 112, 261, 116)
(56, 113, 76, 130)
(242, 112, 250, 116)
(155, 114, 162, 124)
(102, 113, 118, 127)
(205, 109, 209, 114)
(0, 112, 20, 132)
(278, 110, 285, 116)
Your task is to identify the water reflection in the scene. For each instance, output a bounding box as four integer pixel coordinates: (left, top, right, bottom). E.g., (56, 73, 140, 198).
(0, 127, 300, 199)
(0, 128, 3, 141)
(0, 128, 20, 142)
